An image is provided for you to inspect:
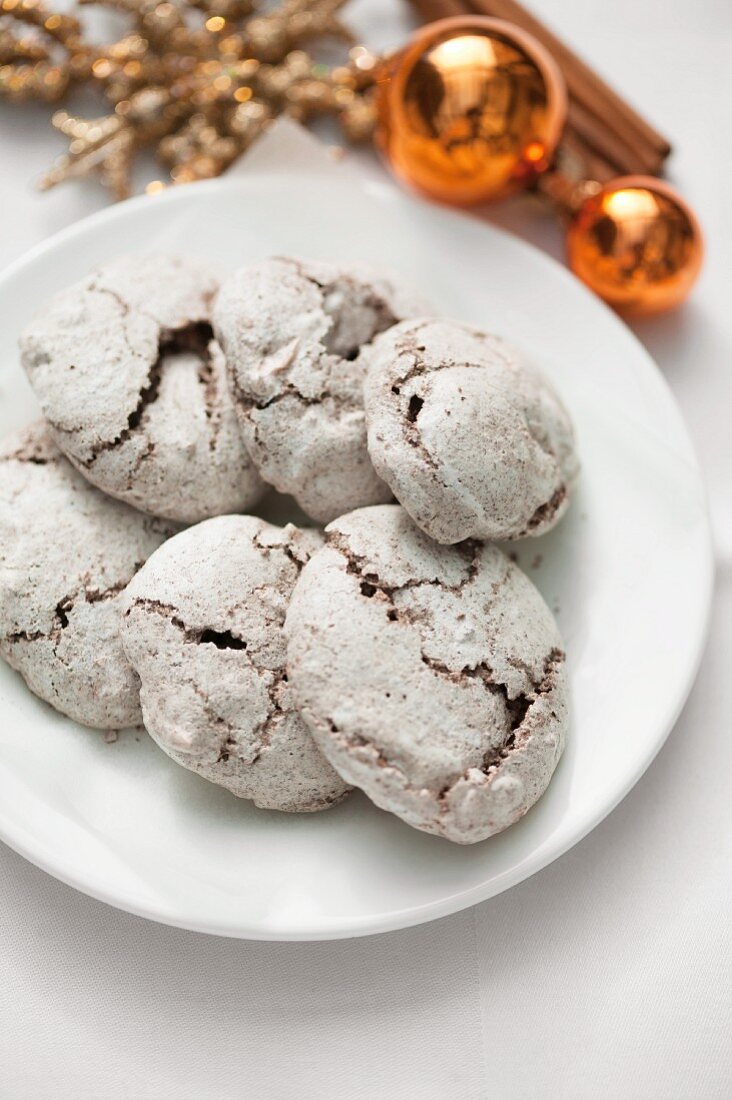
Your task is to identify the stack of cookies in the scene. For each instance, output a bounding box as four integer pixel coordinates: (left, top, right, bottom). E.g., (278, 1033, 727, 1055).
(0, 253, 578, 844)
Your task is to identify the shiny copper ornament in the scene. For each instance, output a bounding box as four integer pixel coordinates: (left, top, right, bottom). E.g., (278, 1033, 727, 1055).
(375, 15, 566, 205)
(566, 176, 703, 315)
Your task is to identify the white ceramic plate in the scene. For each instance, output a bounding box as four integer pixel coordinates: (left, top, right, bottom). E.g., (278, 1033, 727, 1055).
(0, 170, 712, 940)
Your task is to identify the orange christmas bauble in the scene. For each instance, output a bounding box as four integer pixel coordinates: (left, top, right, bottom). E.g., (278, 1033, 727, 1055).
(566, 176, 703, 315)
(375, 16, 566, 206)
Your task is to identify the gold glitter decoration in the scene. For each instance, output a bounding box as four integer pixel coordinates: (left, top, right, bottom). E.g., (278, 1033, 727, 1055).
(0, 0, 379, 198)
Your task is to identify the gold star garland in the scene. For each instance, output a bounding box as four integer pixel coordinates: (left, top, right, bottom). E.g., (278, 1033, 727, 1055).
(0, 0, 380, 198)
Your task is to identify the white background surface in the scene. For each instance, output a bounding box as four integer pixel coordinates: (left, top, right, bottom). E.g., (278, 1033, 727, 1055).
(0, 1, 729, 1097)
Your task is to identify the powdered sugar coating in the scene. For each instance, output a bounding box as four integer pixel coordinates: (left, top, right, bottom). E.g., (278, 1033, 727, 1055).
(20, 254, 264, 523)
(120, 515, 350, 812)
(285, 504, 568, 843)
(0, 422, 173, 729)
(363, 319, 579, 543)
(213, 256, 427, 523)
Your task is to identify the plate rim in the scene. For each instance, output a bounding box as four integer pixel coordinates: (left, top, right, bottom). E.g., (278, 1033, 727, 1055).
(0, 172, 714, 940)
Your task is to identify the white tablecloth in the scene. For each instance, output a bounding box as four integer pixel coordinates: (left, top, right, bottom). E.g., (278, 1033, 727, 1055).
(1, 2, 729, 1097)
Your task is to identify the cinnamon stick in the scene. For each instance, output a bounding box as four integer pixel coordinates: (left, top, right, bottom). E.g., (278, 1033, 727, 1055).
(567, 100, 660, 177)
(408, 0, 467, 20)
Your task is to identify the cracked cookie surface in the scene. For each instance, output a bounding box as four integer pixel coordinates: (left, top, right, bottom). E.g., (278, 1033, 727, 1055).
(20, 253, 264, 523)
(285, 504, 568, 843)
(120, 514, 350, 812)
(213, 256, 428, 523)
(0, 421, 173, 728)
(363, 319, 579, 543)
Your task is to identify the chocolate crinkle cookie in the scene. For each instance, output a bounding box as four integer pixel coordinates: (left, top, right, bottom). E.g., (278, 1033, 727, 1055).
(0, 421, 174, 729)
(213, 256, 428, 523)
(120, 514, 351, 812)
(285, 505, 568, 843)
(363, 318, 579, 543)
(20, 253, 265, 524)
